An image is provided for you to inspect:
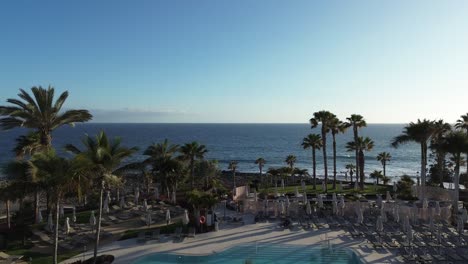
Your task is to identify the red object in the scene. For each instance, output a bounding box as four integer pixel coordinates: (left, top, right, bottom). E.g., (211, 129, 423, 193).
(199, 216, 206, 224)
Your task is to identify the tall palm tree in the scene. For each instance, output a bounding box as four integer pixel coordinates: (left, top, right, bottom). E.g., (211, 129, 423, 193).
(285, 155, 297, 183)
(345, 114, 367, 188)
(376, 152, 392, 178)
(431, 120, 452, 186)
(302, 134, 322, 190)
(143, 139, 179, 162)
(346, 137, 374, 189)
(228, 161, 238, 189)
(440, 130, 468, 214)
(0, 86, 92, 147)
(345, 163, 355, 183)
(455, 113, 468, 175)
(0, 86, 92, 221)
(65, 131, 137, 264)
(310, 111, 336, 192)
(30, 151, 77, 264)
(180, 142, 208, 189)
(369, 170, 383, 185)
(392, 119, 435, 188)
(329, 118, 347, 189)
(255, 158, 266, 184)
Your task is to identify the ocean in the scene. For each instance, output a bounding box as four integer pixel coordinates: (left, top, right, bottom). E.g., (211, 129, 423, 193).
(0, 123, 427, 181)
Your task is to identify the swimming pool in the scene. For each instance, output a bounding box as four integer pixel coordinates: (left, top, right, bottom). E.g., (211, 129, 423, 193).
(133, 243, 362, 264)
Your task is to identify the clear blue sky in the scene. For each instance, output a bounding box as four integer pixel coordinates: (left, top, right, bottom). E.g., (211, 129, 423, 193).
(1, 1, 467, 123)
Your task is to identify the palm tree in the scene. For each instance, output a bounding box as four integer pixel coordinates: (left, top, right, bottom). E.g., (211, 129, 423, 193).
(65, 131, 137, 264)
(369, 170, 383, 185)
(30, 151, 77, 264)
(267, 168, 279, 187)
(255, 158, 266, 184)
(285, 155, 297, 183)
(455, 113, 468, 175)
(302, 134, 322, 190)
(143, 139, 179, 162)
(345, 114, 367, 188)
(346, 137, 374, 189)
(0, 86, 92, 147)
(440, 130, 468, 214)
(376, 152, 392, 178)
(392, 119, 435, 188)
(0, 86, 92, 221)
(329, 118, 347, 189)
(431, 120, 452, 185)
(310, 111, 336, 192)
(228, 161, 238, 189)
(345, 163, 355, 183)
(180, 142, 208, 189)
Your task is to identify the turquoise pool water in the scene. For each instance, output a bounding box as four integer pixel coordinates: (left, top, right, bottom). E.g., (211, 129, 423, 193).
(133, 244, 362, 264)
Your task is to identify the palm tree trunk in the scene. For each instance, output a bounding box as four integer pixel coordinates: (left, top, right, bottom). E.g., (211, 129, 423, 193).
(383, 162, 386, 177)
(354, 127, 359, 187)
(312, 149, 316, 190)
(6, 199, 10, 229)
(93, 181, 105, 264)
(332, 133, 337, 189)
(53, 199, 60, 264)
(359, 150, 365, 190)
(454, 156, 461, 215)
(322, 131, 328, 192)
(34, 188, 40, 224)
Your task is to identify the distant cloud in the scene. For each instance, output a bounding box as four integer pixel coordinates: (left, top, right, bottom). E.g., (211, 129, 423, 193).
(89, 108, 192, 123)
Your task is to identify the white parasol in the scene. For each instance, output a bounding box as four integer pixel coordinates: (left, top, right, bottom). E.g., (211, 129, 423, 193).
(47, 212, 54, 232)
(37, 210, 43, 224)
(64, 217, 70, 235)
(120, 196, 125, 209)
(166, 209, 171, 225)
(134, 186, 140, 205)
(89, 210, 96, 227)
(295, 186, 300, 197)
(143, 199, 148, 211)
(72, 207, 77, 223)
(146, 212, 152, 227)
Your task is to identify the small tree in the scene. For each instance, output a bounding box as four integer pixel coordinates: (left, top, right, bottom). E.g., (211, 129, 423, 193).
(397, 175, 415, 199)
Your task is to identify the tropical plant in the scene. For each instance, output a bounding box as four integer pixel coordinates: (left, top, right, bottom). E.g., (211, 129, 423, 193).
(65, 131, 137, 263)
(346, 137, 374, 189)
(194, 160, 220, 190)
(228, 161, 238, 189)
(267, 168, 279, 187)
(255, 158, 266, 183)
(30, 151, 77, 264)
(430, 120, 452, 185)
(376, 152, 392, 177)
(440, 130, 468, 214)
(310, 111, 336, 192)
(345, 163, 355, 183)
(345, 114, 367, 188)
(392, 119, 435, 188)
(285, 155, 297, 183)
(180, 142, 208, 189)
(329, 118, 347, 189)
(397, 175, 415, 199)
(369, 170, 383, 185)
(455, 113, 468, 175)
(302, 134, 322, 190)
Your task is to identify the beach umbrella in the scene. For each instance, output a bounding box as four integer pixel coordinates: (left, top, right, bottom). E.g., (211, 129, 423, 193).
(120, 196, 125, 209)
(381, 206, 387, 223)
(340, 197, 346, 216)
(318, 195, 323, 209)
(134, 186, 140, 205)
(90, 210, 96, 227)
(59, 204, 65, 218)
(306, 200, 312, 215)
(437, 228, 442, 245)
(64, 217, 70, 235)
(281, 201, 285, 215)
(116, 188, 120, 202)
(376, 216, 384, 233)
(154, 186, 160, 199)
(357, 208, 364, 224)
(423, 198, 429, 209)
(376, 194, 382, 208)
(462, 208, 468, 223)
(333, 200, 338, 215)
(275, 184, 279, 197)
(435, 201, 441, 216)
(332, 193, 337, 203)
(37, 209, 43, 224)
(274, 201, 279, 217)
(386, 191, 391, 202)
(172, 190, 176, 203)
(429, 215, 435, 235)
(295, 186, 300, 197)
(254, 190, 258, 202)
(103, 193, 110, 214)
(143, 199, 148, 211)
(166, 209, 171, 225)
(394, 205, 400, 223)
(393, 182, 397, 192)
(281, 179, 285, 189)
(354, 181, 358, 191)
(72, 207, 77, 223)
(301, 180, 306, 192)
(406, 226, 413, 246)
(322, 181, 326, 191)
(47, 212, 54, 232)
(285, 197, 290, 216)
(403, 215, 410, 232)
(146, 212, 152, 227)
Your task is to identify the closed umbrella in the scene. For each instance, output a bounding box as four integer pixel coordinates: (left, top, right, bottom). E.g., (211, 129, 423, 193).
(423, 198, 429, 209)
(254, 190, 258, 202)
(386, 191, 391, 202)
(120, 196, 125, 209)
(103, 193, 110, 214)
(64, 217, 70, 235)
(322, 181, 326, 191)
(437, 228, 442, 245)
(116, 189, 120, 202)
(172, 191, 177, 203)
(306, 200, 312, 215)
(429, 215, 435, 235)
(274, 201, 279, 217)
(134, 186, 140, 205)
(354, 181, 358, 191)
(295, 186, 300, 197)
(303, 192, 307, 204)
(90, 210, 96, 227)
(407, 227, 413, 246)
(357, 206, 364, 224)
(403, 215, 410, 232)
(275, 184, 279, 197)
(183, 210, 189, 225)
(377, 194, 382, 208)
(281, 201, 285, 215)
(301, 180, 306, 192)
(333, 200, 338, 215)
(394, 205, 400, 223)
(318, 195, 323, 209)
(59, 204, 65, 218)
(166, 209, 171, 225)
(146, 212, 152, 227)
(393, 182, 397, 192)
(281, 179, 285, 189)
(285, 197, 290, 216)
(154, 186, 160, 199)
(47, 212, 54, 232)
(435, 201, 441, 217)
(143, 199, 148, 211)
(340, 196, 346, 216)
(376, 216, 384, 232)
(37, 210, 43, 224)
(381, 206, 387, 223)
(332, 193, 337, 203)
(72, 207, 77, 223)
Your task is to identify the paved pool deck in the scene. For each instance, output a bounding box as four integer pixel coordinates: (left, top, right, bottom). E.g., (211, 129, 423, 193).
(61, 210, 402, 264)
